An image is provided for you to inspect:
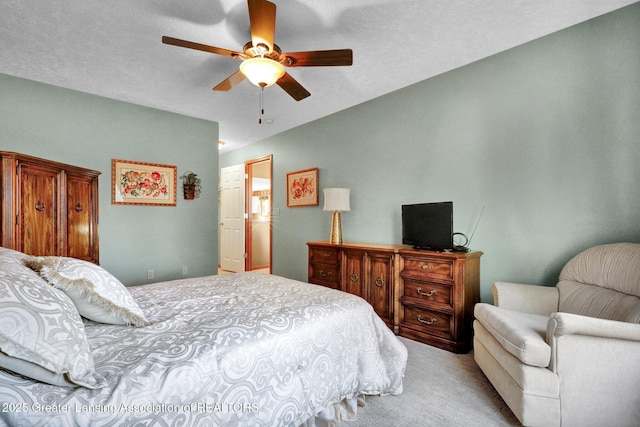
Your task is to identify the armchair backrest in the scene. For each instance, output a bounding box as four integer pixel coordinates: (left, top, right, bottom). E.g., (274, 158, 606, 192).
(557, 243, 640, 323)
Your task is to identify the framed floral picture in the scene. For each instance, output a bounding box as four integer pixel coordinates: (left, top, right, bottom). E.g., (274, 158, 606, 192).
(286, 167, 319, 207)
(111, 159, 177, 206)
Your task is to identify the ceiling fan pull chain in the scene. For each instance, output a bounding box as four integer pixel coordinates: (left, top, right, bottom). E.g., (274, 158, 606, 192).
(259, 84, 265, 124)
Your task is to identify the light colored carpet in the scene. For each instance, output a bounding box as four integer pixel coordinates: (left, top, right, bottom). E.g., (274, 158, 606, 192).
(342, 337, 521, 427)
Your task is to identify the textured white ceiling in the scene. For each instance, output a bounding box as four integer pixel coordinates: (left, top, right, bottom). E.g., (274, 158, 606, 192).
(1, 0, 636, 152)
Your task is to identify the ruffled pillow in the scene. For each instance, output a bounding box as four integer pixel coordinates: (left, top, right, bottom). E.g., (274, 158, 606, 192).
(0, 251, 106, 388)
(25, 256, 149, 327)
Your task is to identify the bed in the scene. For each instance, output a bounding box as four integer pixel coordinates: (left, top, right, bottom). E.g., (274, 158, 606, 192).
(0, 247, 407, 427)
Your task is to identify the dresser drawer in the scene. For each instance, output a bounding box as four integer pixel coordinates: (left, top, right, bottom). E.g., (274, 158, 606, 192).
(310, 246, 339, 264)
(402, 279, 453, 308)
(309, 263, 340, 288)
(402, 257, 454, 281)
(402, 305, 452, 339)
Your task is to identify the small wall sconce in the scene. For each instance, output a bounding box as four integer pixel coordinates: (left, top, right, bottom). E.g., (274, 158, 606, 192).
(181, 171, 202, 200)
(323, 188, 350, 244)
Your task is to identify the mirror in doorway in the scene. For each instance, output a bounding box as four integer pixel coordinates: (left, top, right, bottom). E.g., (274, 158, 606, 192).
(251, 188, 270, 221)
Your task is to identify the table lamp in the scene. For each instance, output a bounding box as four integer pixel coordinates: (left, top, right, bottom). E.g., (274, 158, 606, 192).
(323, 188, 350, 244)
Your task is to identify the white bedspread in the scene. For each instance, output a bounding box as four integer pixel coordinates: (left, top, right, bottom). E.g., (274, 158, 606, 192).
(0, 272, 407, 426)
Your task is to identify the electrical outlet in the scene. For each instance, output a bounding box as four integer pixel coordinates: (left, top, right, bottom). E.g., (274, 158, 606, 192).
(182, 265, 188, 275)
(147, 269, 154, 280)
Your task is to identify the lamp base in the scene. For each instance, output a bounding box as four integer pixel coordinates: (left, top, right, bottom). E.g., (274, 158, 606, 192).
(329, 211, 343, 244)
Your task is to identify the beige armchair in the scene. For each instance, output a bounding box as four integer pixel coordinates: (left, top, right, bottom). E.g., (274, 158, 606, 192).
(473, 243, 640, 427)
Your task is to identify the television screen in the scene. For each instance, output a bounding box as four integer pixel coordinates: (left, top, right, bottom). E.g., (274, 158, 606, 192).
(402, 201, 453, 250)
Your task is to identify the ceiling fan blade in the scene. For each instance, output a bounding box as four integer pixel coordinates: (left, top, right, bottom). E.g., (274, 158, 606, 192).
(276, 72, 311, 101)
(248, 0, 276, 52)
(282, 49, 353, 67)
(162, 36, 242, 59)
(213, 70, 247, 91)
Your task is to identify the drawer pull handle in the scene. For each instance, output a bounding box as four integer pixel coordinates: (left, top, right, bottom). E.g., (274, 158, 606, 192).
(320, 253, 331, 257)
(416, 287, 436, 297)
(420, 264, 433, 270)
(75, 203, 83, 212)
(375, 277, 384, 287)
(417, 314, 437, 325)
(319, 270, 332, 278)
(35, 200, 45, 211)
(350, 273, 359, 282)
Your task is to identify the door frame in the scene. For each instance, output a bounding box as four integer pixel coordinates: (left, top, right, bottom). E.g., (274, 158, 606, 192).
(244, 155, 272, 273)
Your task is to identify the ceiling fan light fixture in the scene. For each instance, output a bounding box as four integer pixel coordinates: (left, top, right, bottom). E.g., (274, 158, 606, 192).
(239, 57, 285, 87)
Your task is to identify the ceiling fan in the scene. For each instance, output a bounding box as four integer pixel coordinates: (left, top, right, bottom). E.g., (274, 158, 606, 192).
(162, 0, 353, 102)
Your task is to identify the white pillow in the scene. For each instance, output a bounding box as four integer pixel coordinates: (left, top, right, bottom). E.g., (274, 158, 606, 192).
(0, 246, 27, 260)
(25, 257, 149, 327)
(0, 253, 106, 388)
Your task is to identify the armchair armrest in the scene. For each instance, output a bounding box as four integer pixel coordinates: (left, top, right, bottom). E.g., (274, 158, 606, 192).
(547, 312, 640, 379)
(492, 282, 558, 315)
(548, 312, 640, 342)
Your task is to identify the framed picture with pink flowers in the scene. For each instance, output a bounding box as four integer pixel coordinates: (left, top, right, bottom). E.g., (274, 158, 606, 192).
(286, 167, 318, 207)
(111, 159, 177, 206)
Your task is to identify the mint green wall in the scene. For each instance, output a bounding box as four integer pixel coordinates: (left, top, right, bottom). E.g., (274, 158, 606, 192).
(0, 75, 219, 285)
(222, 4, 640, 302)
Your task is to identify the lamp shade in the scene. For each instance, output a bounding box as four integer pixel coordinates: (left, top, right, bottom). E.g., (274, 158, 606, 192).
(323, 188, 350, 212)
(239, 57, 285, 87)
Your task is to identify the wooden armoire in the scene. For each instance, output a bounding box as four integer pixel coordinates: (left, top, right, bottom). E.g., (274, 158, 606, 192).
(0, 152, 100, 263)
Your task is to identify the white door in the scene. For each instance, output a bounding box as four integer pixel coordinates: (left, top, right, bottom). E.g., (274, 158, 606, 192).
(220, 164, 245, 272)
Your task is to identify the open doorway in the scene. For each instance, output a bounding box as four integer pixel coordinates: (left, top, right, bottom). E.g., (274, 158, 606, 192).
(245, 155, 272, 273)
(219, 155, 272, 274)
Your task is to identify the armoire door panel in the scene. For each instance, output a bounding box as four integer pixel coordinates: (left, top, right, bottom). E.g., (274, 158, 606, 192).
(66, 174, 97, 261)
(19, 165, 59, 256)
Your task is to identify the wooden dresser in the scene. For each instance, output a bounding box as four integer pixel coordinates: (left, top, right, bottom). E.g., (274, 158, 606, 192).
(308, 240, 482, 353)
(0, 151, 100, 263)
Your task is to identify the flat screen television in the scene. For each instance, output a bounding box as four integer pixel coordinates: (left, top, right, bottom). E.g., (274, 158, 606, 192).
(402, 201, 453, 250)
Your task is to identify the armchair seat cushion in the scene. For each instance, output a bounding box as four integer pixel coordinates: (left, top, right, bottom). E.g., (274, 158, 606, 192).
(475, 303, 551, 367)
